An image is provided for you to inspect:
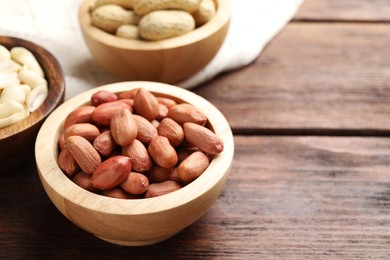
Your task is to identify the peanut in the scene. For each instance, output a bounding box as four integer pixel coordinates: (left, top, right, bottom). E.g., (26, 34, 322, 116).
(133, 88, 159, 121)
(93, 130, 118, 157)
(133, 114, 158, 144)
(110, 108, 137, 146)
(91, 90, 118, 106)
(120, 171, 149, 194)
(64, 123, 100, 142)
(63, 105, 95, 129)
(183, 122, 223, 155)
(91, 100, 131, 125)
(122, 139, 153, 172)
(148, 136, 178, 168)
(157, 117, 184, 147)
(133, 0, 201, 15)
(116, 24, 140, 39)
(144, 180, 183, 198)
(138, 10, 195, 41)
(91, 5, 141, 34)
(92, 155, 131, 190)
(72, 171, 99, 193)
(0, 45, 48, 128)
(58, 148, 80, 177)
(193, 0, 216, 26)
(177, 150, 209, 183)
(58, 87, 224, 199)
(167, 103, 207, 126)
(67, 136, 101, 174)
(94, 0, 134, 10)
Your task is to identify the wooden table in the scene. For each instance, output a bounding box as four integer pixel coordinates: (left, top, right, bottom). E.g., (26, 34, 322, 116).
(1, 1, 390, 258)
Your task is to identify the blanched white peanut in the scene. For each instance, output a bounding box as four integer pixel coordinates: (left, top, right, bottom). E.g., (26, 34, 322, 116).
(94, 0, 134, 9)
(0, 59, 22, 73)
(26, 84, 48, 112)
(0, 72, 19, 89)
(0, 45, 11, 59)
(10, 47, 44, 77)
(20, 84, 32, 96)
(0, 100, 25, 118)
(0, 111, 26, 128)
(18, 69, 47, 89)
(0, 84, 26, 104)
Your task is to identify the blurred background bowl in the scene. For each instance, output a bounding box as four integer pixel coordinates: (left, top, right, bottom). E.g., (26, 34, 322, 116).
(35, 81, 234, 246)
(0, 36, 65, 173)
(78, 0, 231, 84)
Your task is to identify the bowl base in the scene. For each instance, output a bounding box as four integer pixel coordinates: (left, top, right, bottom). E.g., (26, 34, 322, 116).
(95, 232, 179, 246)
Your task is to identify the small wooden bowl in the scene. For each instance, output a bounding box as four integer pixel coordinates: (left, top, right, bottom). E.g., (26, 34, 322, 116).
(0, 36, 65, 173)
(35, 81, 234, 246)
(78, 0, 231, 84)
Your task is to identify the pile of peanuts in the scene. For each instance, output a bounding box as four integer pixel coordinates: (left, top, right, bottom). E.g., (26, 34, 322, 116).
(58, 87, 224, 199)
(0, 45, 48, 129)
(90, 0, 216, 41)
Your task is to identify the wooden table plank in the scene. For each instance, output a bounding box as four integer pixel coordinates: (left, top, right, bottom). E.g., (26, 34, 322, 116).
(1, 136, 389, 259)
(295, 0, 390, 22)
(195, 23, 390, 135)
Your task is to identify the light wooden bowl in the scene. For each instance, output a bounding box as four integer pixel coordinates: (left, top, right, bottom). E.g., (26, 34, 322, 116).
(78, 0, 231, 84)
(0, 36, 65, 173)
(35, 81, 234, 246)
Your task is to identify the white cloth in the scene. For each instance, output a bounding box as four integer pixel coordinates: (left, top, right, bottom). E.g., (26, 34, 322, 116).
(0, 0, 304, 99)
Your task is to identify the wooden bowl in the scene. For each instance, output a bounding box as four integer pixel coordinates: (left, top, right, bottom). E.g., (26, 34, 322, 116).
(78, 0, 231, 84)
(0, 36, 65, 173)
(35, 81, 234, 246)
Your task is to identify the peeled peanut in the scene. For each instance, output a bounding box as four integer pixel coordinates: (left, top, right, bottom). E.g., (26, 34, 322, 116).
(122, 139, 153, 172)
(144, 180, 183, 198)
(133, 0, 201, 15)
(67, 136, 101, 174)
(92, 155, 131, 190)
(0, 111, 25, 128)
(139, 10, 195, 41)
(0, 72, 19, 89)
(0, 45, 11, 59)
(92, 100, 131, 125)
(93, 130, 118, 157)
(72, 171, 99, 193)
(157, 117, 184, 147)
(177, 150, 209, 183)
(18, 69, 47, 89)
(148, 136, 178, 168)
(0, 85, 26, 105)
(58, 148, 80, 177)
(133, 88, 159, 121)
(91, 5, 141, 33)
(183, 122, 223, 155)
(0, 58, 21, 73)
(167, 103, 207, 126)
(133, 114, 157, 144)
(120, 172, 149, 195)
(110, 108, 137, 146)
(64, 105, 95, 129)
(91, 90, 118, 106)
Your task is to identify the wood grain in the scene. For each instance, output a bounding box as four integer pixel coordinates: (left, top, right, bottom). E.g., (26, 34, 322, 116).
(1, 136, 389, 258)
(296, 0, 390, 22)
(195, 23, 390, 135)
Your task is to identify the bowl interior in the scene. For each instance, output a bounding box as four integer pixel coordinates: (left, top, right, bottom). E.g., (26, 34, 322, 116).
(0, 36, 65, 140)
(36, 81, 234, 215)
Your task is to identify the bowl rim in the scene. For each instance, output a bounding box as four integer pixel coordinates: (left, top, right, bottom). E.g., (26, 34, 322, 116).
(78, 0, 232, 50)
(0, 36, 65, 140)
(35, 81, 234, 215)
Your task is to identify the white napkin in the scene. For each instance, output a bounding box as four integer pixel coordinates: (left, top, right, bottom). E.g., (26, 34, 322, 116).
(0, 0, 304, 99)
